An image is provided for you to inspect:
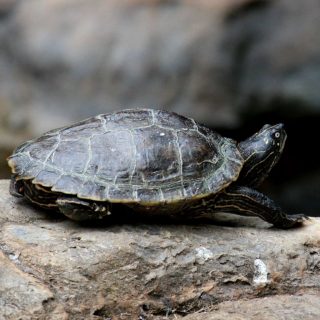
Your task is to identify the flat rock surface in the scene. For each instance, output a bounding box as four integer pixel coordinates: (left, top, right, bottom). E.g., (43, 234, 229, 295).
(0, 179, 319, 319)
(184, 294, 320, 320)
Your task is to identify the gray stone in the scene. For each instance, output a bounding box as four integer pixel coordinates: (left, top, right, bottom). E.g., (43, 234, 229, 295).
(0, 179, 319, 319)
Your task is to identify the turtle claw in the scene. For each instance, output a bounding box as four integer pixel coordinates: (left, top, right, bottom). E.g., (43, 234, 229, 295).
(290, 214, 310, 222)
(280, 214, 310, 229)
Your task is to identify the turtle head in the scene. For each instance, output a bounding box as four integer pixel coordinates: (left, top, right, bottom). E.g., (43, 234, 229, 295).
(238, 123, 287, 187)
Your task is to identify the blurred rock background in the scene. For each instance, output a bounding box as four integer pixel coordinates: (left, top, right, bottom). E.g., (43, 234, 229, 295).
(0, 0, 319, 215)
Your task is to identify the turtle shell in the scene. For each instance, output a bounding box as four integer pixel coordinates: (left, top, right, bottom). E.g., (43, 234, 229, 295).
(8, 109, 244, 204)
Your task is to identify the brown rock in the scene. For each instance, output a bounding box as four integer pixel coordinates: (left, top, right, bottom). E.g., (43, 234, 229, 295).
(184, 294, 320, 320)
(0, 250, 55, 319)
(0, 179, 319, 319)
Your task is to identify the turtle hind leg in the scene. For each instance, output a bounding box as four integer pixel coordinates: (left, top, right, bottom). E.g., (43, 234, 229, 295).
(212, 185, 308, 229)
(9, 175, 24, 197)
(56, 197, 112, 221)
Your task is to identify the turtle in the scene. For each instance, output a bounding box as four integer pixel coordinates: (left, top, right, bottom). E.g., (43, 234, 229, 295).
(7, 108, 306, 228)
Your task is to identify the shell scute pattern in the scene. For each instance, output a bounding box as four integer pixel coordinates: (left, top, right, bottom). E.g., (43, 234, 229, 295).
(88, 130, 135, 183)
(29, 135, 58, 161)
(8, 109, 244, 204)
(136, 188, 162, 202)
(101, 109, 152, 131)
(52, 175, 83, 195)
(108, 185, 136, 201)
(60, 117, 105, 139)
(182, 180, 207, 198)
(49, 139, 89, 175)
(33, 169, 61, 186)
(133, 126, 180, 184)
(77, 180, 108, 200)
(177, 129, 220, 180)
(153, 109, 196, 129)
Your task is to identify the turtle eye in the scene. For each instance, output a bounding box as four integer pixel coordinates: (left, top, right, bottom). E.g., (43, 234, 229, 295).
(274, 132, 280, 138)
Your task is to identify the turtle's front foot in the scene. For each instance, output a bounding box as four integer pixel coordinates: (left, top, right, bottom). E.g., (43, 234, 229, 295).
(274, 213, 310, 229)
(213, 186, 309, 229)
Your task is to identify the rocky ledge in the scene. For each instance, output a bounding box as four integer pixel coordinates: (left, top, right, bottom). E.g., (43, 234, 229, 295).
(0, 179, 319, 319)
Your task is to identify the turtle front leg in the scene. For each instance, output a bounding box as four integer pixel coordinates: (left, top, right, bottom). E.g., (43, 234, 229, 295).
(212, 186, 307, 229)
(56, 197, 112, 221)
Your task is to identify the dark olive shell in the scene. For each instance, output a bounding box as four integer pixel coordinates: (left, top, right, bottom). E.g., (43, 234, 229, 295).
(8, 109, 243, 204)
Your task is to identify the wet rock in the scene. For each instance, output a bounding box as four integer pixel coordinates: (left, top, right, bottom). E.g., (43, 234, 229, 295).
(0, 179, 319, 319)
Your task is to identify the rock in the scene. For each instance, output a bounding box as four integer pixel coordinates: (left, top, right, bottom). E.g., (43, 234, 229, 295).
(0, 251, 56, 319)
(1, 0, 319, 135)
(0, 179, 319, 319)
(183, 294, 320, 320)
(225, 0, 320, 117)
(0, 0, 244, 139)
